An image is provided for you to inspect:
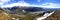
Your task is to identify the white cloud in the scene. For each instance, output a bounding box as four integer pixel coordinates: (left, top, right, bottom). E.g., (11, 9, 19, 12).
(0, 0, 39, 8)
(39, 3, 60, 8)
(0, 0, 10, 2)
(0, 1, 30, 8)
(37, 0, 41, 2)
(0, 2, 4, 5)
(0, 0, 11, 5)
(1, 0, 60, 8)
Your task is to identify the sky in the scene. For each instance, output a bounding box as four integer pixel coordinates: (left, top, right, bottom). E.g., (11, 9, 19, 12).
(0, 0, 60, 8)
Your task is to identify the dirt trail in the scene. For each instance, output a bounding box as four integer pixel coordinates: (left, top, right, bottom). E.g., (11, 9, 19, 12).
(45, 10, 60, 20)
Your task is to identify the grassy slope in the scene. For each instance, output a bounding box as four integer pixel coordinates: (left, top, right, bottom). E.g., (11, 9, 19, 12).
(0, 8, 59, 20)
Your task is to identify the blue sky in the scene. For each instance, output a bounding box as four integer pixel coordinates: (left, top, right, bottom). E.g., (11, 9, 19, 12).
(0, 0, 60, 8)
(24, 0, 60, 5)
(6, 0, 60, 5)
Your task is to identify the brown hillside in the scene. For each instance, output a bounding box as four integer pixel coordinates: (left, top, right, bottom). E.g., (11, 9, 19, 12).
(45, 10, 60, 20)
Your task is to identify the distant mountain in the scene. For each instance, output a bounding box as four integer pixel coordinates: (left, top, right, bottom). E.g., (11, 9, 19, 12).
(2, 6, 45, 14)
(4, 6, 45, 12)
(0, 6, 55, 16)
(44, 8, 60, 10)
(22, 7, 44, 12)
(4, 6, 19, 11)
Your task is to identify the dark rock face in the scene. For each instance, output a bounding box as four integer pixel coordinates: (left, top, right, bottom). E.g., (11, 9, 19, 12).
(5, 6, 19, 11)
(5, 6, 44, 12)
(23, 7, 44, 12)
(3, 6, 45, 14)
(0, 8, 4, 11)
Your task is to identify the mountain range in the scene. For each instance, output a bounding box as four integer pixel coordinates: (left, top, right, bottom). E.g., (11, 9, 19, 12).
(0, 6, 57, 14)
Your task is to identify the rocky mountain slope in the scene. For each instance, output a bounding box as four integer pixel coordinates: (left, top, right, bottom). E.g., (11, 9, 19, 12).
(45, 10, 60, 20)
(0, 6, 59, 20)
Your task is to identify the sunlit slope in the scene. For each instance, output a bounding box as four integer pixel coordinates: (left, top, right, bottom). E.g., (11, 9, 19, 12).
(0, 10, 11, 20)
(0, 8, 40, 20)
(45, 10, 60, 20)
